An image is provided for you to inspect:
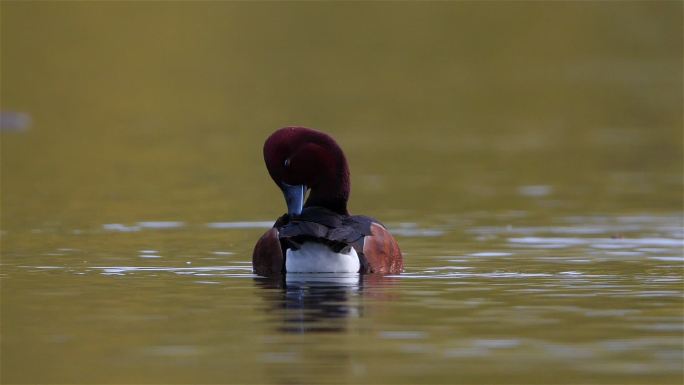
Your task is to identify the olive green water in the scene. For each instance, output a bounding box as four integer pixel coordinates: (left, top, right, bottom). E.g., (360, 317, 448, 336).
(1, 2, 682, 384)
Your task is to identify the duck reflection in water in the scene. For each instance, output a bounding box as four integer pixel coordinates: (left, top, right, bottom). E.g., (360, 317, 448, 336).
(254, 274, 397, 334)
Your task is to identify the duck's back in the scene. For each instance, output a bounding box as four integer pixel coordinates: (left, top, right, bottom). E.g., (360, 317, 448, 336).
(253, 207, 402, 275)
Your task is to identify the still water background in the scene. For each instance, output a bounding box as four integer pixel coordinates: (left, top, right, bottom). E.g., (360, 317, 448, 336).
(1, 2, 682, 384)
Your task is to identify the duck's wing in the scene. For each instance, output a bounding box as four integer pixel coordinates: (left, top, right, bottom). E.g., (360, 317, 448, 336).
(252, 227, 284, 276)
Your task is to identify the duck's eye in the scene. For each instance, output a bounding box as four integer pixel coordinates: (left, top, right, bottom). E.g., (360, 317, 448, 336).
(284, 158, 291, 168)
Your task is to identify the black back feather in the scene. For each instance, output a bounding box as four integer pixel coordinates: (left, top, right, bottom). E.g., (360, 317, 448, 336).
(273, 206, 381, 271)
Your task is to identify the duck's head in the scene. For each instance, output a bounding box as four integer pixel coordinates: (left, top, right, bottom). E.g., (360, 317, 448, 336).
(264, 127, 350, 216)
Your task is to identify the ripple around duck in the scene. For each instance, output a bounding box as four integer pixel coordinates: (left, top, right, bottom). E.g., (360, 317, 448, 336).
(648, 256, 684, 262)
(90, 265, 253, 276)
(102, 221, 186, 232)
(468, 252, 512, 257)
(378, 331, 428, 340)
(388, 225, 446, 237)
(508, 236, 683, 248)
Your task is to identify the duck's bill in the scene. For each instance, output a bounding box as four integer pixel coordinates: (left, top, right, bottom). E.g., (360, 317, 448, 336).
(282, 183, 305, 216)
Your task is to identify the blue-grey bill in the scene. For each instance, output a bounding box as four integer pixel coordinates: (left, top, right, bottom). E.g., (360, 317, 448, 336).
(282, 183, 305, 216)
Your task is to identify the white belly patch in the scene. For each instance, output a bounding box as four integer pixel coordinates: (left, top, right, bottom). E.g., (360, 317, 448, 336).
(285, 242, 360, 273)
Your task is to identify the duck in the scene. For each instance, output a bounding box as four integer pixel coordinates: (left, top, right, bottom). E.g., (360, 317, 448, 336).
(252, 127, 403, 276)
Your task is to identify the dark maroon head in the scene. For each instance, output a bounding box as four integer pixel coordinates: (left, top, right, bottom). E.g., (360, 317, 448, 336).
(263, 127, 350, 216)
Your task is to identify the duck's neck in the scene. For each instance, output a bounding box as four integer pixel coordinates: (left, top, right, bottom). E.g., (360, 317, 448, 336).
(305, 150, 350, 216)
(305, 192, 348, 215)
